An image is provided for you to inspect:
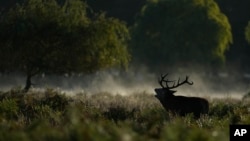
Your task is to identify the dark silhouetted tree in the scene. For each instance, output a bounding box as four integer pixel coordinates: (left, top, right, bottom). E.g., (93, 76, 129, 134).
(216, 0, 250, 71)
(0, 0, 130, 92)
(131, 0, 232, 71)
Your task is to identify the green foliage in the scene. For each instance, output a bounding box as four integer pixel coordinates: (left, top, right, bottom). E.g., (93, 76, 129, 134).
(242, 91, 250, 101)
(0, 0, 130, 90)
(216, 0, 250, 71)
(0, 89, 249, 141)
(83, 14, 130, 70)
(245, 21, 250, 44)
(0, 98, 19, 119)
(131, 0, 232, 69)
(103, 106, 136, 122)
(209, 102, 234, 118)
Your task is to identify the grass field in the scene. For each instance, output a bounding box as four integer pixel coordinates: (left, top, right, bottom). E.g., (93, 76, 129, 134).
(0, 88, 249, 141)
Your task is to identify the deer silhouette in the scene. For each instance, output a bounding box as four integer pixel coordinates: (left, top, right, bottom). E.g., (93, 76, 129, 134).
(155, 74, 209, 118)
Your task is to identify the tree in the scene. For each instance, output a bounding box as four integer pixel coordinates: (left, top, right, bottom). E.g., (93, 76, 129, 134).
(216, 0, 250, 71)
(245, 21, 250, 45)
(85, 0, 147, 25)
(0, 0, 130, 92)
(130, 0, 232, 70)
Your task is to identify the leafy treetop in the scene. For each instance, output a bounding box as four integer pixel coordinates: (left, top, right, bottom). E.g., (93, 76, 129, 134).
(131, 0, 232, 70)
(245, 21, 250, 45)
(0, 0, 130, 91)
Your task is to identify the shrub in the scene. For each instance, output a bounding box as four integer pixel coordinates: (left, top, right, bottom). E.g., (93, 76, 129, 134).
(0, 98, 19, 119)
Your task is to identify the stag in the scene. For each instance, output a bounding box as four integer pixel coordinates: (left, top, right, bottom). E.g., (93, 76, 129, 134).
(155, 74, 209, 118)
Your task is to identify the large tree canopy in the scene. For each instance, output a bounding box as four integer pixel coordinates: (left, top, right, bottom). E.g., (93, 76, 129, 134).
(131, 0, 232, 70)
(0, 0, 130, 91)
(216, 0, 250, 71)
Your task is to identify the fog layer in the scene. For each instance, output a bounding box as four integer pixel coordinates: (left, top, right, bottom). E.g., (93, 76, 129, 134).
(0, 68, 249, 99)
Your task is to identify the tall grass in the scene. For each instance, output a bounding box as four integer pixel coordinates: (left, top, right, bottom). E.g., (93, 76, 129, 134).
(0, 88, 249, 141)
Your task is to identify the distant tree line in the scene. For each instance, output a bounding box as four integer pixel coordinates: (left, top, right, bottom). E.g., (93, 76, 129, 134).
(89, 0, 249, 71)
(88, 0, 250, 72)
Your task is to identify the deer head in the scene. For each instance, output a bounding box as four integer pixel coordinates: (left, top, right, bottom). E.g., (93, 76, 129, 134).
(155, 73, 193, 98)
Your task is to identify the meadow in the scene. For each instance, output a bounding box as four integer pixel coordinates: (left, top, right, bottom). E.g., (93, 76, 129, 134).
(0, 88, 249, 141)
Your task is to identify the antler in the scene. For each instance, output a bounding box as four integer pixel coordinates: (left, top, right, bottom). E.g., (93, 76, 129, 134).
(169, 76, 193, 89)
(158, 74, 193, 89)
(158, 74, 174, 88)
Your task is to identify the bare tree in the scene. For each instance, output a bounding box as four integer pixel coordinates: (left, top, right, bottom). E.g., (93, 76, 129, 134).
(155, 74, 209, 118)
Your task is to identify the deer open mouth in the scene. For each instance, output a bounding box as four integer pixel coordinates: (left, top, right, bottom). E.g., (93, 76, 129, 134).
(154, 88, 162, 98)
(154, 88, 176, 98)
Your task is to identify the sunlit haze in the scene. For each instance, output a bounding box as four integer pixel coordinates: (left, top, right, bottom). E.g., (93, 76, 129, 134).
(1, 67, 249, 100)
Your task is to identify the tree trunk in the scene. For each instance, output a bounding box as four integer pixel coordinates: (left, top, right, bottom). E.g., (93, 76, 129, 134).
(23, 75, 32, 92)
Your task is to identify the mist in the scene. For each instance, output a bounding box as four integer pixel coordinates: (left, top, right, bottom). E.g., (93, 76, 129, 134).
(0, 66, 250, 99)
